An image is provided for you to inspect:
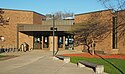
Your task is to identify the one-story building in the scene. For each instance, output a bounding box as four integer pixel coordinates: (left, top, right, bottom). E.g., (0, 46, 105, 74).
(0, 8, 74, 51)
(0, 8, 125, 54)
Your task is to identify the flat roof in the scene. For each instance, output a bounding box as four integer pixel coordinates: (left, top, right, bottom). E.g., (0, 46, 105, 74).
(75, 9, 113, 16)
(0, 8, 45, 17)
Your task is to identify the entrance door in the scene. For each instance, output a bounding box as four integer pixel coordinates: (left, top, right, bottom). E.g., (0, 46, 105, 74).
(65, 35, 74, 50)
(43, 36, 49, 48)
(58, 36, 63, 48)
(34, 36, 42, 49)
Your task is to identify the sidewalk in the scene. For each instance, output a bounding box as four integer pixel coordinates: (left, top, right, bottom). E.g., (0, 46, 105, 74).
(0, 50, 96, 74)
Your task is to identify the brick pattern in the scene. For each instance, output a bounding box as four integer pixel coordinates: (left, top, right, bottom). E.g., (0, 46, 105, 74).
(0, 9, 45, 49)
(19, 32, 33, 49)
(74, 10, 113, 53)
(0, 10, 33, 48)
(33, 12, 45, 24)
(1, 9, 125, 54)
(116, 11, 125, 54)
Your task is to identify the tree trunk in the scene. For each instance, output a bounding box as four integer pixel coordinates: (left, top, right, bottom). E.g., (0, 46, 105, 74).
(91, 39, 95, 55)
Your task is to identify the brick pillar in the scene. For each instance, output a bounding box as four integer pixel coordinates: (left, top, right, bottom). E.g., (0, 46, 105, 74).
(54, 36, 58, 51)
(42, 36, 43, 49)
(63, 36, 65, 50)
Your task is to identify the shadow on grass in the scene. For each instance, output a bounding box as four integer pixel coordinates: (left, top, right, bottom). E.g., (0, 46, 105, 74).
(95, 54, 124, 74)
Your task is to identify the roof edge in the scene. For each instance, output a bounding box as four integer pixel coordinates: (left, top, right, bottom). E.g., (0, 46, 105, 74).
(75, 9, 113, 16)
(0, 8, 45, 16)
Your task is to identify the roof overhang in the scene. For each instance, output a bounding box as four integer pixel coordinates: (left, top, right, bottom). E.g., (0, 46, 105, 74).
(18, 24, 72, 32)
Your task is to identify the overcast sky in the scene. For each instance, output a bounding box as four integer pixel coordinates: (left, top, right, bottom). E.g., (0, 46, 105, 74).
(0, 0, 107, 15)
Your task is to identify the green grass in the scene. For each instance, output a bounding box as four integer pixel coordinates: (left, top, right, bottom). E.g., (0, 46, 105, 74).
(70, 57, 125, 74)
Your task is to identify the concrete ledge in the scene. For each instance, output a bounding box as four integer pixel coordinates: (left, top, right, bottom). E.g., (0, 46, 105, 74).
(77, 61, 104, 74)
(110, 49, 119, 54)
(64, 57, 70, 63)
(53, 55, 70, 63)
(96, 65, 104, 74)
(53, 56, 59, 60)
(77, 62, 85, 67)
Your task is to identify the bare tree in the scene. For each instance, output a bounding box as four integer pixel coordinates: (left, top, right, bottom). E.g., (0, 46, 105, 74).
(73, 12, 111, 55)
(0, 8, 4, 25)
(98, 0, 125, 39)
(0, 8, 10, 26)
(46, 11, 74, 20)
(98, 0, 125, 11)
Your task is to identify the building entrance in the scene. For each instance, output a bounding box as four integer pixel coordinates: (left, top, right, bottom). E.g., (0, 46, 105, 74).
(65, 35, 74, 50)
(43, 36, 49, 48)
(33, 36, 42, 49)
(58, 36, 63, 48)
(33, 32, 74, 50)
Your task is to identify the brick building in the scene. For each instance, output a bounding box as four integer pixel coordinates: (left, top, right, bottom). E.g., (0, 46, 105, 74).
(75, 9, 125, 54)
(0, 8, 125, 54)
(0, 8, 45, 49)
(0, 8, 74, 51)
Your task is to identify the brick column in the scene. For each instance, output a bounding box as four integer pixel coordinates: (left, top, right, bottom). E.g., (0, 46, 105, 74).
(63, 36, 65, 50)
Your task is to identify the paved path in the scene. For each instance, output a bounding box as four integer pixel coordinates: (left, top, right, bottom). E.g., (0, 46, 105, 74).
(0, 50, 97, 74)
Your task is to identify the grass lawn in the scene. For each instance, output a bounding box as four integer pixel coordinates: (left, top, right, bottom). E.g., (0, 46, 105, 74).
(70, 57, 125, 74)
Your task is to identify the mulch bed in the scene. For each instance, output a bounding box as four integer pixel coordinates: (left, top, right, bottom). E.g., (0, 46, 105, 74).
(62, 52, 125, 60)
(0, 55, 17, 61)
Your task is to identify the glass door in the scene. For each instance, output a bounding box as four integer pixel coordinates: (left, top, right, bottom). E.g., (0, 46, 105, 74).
(43, 36, 49, 48)
(65, 35, 74, 50)
(58, 36, 63, 48)
(34, 36, 42, 49)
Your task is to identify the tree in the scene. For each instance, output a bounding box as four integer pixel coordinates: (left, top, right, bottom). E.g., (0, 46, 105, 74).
(46, 11, 74, 20)
(0, 8, 10, 26)
(0, 8, 4, 25)
(98, 0, 125, 11)
(98, 0, 125, 39)
(73, 12, 111, 55)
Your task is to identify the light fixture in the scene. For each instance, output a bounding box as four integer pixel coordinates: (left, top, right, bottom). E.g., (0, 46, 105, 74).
(0, 36, 5, 41)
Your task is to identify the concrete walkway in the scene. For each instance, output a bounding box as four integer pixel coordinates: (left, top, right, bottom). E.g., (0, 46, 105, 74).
(0, 50, 97, 74)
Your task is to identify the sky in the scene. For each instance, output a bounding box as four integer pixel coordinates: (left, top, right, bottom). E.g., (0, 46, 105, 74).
(0, 0, 107, 15)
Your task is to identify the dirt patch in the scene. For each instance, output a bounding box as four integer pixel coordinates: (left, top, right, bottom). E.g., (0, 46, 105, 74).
(62, 52, 125, 60)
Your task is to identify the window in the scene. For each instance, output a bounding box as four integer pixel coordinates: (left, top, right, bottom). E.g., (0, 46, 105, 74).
(112, 17, 117, 49)
(65, 35, 74, 50)
(43, 36, 49, 48)
(58, 36, 63, 48)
